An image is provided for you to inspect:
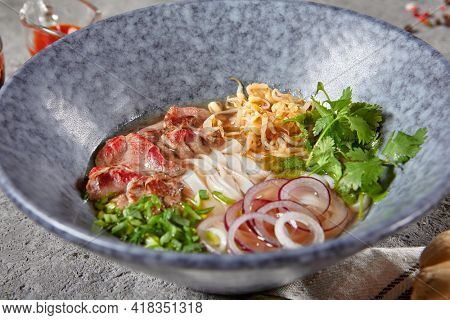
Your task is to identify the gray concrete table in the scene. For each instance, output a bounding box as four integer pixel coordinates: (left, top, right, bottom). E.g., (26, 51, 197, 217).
(0, 0, 449, 299)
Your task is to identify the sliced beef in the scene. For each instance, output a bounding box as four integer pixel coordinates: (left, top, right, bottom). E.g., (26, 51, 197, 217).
(160, 127, 225, 158)
(137, 120, 165, 143)
(95, 136, 128, 167)
(125, 177, 147, 204)
(185, 131, 211, 154)
(145, 175, 183, 206)
(126, 174, 183, 206)
(164, 106, 211, 128)
(161, 128, 195, 159)
(183, 127, 225, 154)
(87, 166, 183, 206)
(88, 106, 226, 208)
(86, 166, 141, 200)
(155, 140, 177, 159)
(95, 133, 184, 177)
(199, 127, 225, 148)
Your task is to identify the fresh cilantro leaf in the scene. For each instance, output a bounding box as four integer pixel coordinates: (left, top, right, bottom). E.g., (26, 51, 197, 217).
(339, 157, 383, 191)
(341, 87, 352, 100)
(311, 99, 333, 117)
(346, 116, 374, 144)
(329, 87, 352, 112)
(314, 82, 331, 101)
(284, 110, 319, 143)
(308, 136, 342, 180)
(382, 128, 427, 164)
(366, 165, 395, 202)
(362, 181, 383, 198)
(349, 102, 382, 129)
(369, 135, 383, 152)
(307, 87, 381, 166)
(336, 186, 359, 205)
(322, 157, 343, 181)
(346, 148, 370, 161)
(314, 83, 352, 112)
(327, 118, 355, 152)
(293, 82, 426, 210)
(315, 136, 335, 157)
(313, 114, 334, 136)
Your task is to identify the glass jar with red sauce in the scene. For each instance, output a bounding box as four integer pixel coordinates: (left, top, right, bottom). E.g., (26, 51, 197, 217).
(19, 0, 101, 56)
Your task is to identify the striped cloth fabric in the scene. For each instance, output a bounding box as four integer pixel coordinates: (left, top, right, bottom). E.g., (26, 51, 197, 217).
(260, 247, 423, 300)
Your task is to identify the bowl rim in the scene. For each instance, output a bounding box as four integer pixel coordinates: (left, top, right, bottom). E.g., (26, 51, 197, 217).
(0, 0, 449, 269)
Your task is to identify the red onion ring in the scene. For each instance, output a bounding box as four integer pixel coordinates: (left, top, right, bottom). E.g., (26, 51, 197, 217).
(243, 178, 288, 214)
(274, 212, 325, 249)
(250, 200, 317, 245)
(224, 200, 243, 230)
(227, 213, 277, 254)
(278, 177, 331, 216)
(257, 200, 317, 218)
(246, 198, 271, 232)
(224, 200, 275, 252)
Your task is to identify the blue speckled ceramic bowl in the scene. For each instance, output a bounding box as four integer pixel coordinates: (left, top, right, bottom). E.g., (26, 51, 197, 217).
(0, 0, 449, 294)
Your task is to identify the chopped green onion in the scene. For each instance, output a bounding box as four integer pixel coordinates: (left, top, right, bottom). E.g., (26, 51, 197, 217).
(205, 229, 221, 247)
(129, 219, 142, 226)
(94, 194, 207, 253)
(181, 202, 202, 221)
(97, 210, 105, 219)
(198, 189, 209, 200)
(196, 207, 214, 215)
(94, 220, 105, 227)
(99, 196, 109, 204)
(212, 191, 236, 205)
(189, 190, 211, 208)
(105, 202, 116, 214)
(145, 236, 160, 249)
(189, 194, 201, 207)
(169, 239, 183, 251)
(171, 214, 190, 227)
(111, 222, 127, 235)
(160, 232, 173, 245)
(94, 201, 105, 211)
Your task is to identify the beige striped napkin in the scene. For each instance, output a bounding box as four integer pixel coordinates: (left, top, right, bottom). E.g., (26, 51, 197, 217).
(257, 247, 423, 300)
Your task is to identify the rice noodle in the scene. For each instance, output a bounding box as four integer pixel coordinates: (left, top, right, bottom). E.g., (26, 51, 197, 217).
(184, 139, 269, 201)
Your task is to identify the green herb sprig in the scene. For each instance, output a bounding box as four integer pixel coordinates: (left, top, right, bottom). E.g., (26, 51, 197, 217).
(284, 82, 427, 210)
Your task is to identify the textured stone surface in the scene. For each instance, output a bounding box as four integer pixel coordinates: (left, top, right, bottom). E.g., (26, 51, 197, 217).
(0, 0, 449, 299)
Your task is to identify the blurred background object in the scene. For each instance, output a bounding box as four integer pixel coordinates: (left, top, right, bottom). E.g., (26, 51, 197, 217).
(412, 230, 450, 299)
(3, 0, 449, 80)
(19, 0, 100, 55)
(404, 1, 450, 32)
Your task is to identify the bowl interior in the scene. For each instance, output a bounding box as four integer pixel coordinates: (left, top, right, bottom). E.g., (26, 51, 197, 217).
(0, 0, 449, 268)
